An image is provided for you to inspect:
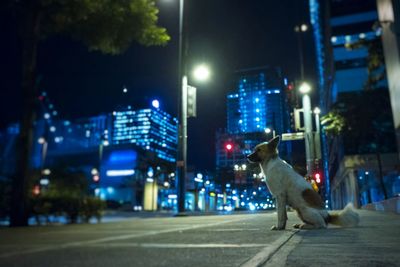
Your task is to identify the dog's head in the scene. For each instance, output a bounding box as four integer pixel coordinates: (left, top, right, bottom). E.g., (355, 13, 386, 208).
(247, 136, 280, 163)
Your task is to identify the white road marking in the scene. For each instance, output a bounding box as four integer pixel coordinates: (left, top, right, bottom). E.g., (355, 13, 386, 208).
(240, 230, 299, 267)
(208, 228, 260, 232)
(86, 243, 269, 248)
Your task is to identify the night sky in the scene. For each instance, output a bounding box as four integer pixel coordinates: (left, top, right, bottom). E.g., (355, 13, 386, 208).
(0, 0, 316, 170)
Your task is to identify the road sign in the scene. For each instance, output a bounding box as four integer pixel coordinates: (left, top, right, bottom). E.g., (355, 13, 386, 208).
(281, 132, 305, 141)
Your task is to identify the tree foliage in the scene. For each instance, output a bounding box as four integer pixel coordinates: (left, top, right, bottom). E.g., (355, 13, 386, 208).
(13, 0, 170, 53)
(31, 167, 106, 224)
(321, 111, 345, 137)
(324, 90, 396, 154)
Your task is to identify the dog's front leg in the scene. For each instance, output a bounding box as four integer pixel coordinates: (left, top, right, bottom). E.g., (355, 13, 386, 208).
(271, 194, 287, 230)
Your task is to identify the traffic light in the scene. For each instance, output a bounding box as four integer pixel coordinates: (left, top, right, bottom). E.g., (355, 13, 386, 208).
(225, 143, 233, 151)
(314, 172, 321, 184)
(93, 175, 100, 183)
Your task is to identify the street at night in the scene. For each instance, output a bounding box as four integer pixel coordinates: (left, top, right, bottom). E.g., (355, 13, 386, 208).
(1, 210, 400, 267)
(1, 0, 400, 266)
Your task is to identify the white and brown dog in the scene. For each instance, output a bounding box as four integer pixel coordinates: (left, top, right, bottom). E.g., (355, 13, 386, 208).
(247, 136, 359, 230)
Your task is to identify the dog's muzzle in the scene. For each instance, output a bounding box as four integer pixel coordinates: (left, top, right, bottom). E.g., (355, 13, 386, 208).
(247, 152, 261, 163)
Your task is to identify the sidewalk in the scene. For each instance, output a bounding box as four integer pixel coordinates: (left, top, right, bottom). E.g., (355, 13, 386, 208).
(264, 210, 400, 267)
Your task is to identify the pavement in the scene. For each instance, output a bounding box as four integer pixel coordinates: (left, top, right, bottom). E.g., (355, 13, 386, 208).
(0, 209, 399, 266)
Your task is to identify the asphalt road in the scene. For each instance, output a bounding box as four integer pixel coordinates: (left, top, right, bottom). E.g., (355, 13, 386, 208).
(1, 210, 399, 267)
(0, 212, 301, 267)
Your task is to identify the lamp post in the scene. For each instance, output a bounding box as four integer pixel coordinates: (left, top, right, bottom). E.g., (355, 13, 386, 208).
(294, 23, 308, 80)
(313, 107, 321, 161)
(176, 0, 187, 214)
(175, 0, 210, 214)
(299, 82, 314, 175)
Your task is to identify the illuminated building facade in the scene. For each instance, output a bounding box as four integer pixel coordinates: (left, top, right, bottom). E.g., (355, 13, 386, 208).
(227, 66, 287, 135)
(309, 0, 398, 209)
(329, 0, 386, 95)
(112, 107, 178, 163)
(216, 66, 291, 188)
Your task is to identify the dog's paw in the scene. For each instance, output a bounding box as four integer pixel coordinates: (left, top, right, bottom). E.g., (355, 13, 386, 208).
(292, 223, 301, 229)
(270, 225, 285, 231)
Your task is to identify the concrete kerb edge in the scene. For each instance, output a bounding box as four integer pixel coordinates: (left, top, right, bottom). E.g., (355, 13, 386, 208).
(240, 229, 300, 267)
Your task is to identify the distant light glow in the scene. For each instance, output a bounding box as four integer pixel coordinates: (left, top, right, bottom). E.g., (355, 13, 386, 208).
(40, 179, 49, 186)
(90, 168, 99, 175)
(38, 137, 46, 144)
(106, 169, 135, 176)
(44, 113, 50, 119)
(49, 126, 56, 132)
(93, 175, 100, 182)
(42, 169, 51, 175)
(314, 107, 321, 114)
(146, 178, 154, 183)
(107, 187, 114, 194)
(152, 99, 160, 109)
(194, 177, 203, 183)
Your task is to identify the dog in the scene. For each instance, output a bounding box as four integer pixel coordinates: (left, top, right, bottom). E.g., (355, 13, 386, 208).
(247, 135, 359, 230)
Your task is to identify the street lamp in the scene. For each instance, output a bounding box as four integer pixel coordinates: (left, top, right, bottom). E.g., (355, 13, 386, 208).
(294, 23, 308, 80)
(299, 82, 314, 175)
(314, 107, 322, 161)
(193, 64, 210, 81)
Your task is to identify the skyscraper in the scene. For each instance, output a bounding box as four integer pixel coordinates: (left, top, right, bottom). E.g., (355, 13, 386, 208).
(216, 66, 290, 187)
(329, 0, 386, 95)
(112, 107, 178, 163)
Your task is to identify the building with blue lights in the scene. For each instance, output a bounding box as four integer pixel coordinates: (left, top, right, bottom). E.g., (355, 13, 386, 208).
(329, 0, 387, 95)
(216, 66, 291, 188)
(0, 93, 179, 211)
(112, 107, 178, 163)
(309, 0, 399, 209)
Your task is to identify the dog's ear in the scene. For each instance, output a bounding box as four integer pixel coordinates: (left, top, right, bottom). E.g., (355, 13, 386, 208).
(268, 135, 280, 149)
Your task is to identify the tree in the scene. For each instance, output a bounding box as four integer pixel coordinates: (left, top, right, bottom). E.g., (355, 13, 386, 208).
(7, 0, 170, 227)
(321, 111, 345, 137)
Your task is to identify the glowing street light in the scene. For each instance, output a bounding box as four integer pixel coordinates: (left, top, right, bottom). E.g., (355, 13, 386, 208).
(299, 82, 312, 94)
(193, 64, 210, 81)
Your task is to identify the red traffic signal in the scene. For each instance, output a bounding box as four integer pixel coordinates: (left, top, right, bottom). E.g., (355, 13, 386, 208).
(93, 175, 100, 182)
(314, 173, 321, 184)
(225, 143, 233, 151)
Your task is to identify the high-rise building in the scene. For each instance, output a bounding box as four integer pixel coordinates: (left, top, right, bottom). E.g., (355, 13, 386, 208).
(309, 0, 399, 209)
(227, 67, 287, 135)
(329, 0, 386, 95)
(216, 66, 291, 188)
(112, 107, 178, 163)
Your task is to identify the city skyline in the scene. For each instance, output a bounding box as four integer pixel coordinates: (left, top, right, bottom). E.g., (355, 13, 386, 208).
(0, 0, 315, 170)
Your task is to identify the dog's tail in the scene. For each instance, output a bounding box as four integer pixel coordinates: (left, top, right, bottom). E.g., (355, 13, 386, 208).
(327, 203, 359, 227)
